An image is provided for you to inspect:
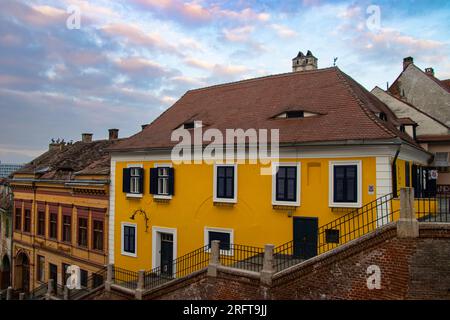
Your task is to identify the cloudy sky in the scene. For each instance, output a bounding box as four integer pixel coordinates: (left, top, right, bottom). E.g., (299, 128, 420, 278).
(0, 0, 449, 163)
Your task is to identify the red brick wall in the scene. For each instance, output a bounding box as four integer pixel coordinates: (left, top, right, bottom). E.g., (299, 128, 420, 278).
(143, 224, 450, 300)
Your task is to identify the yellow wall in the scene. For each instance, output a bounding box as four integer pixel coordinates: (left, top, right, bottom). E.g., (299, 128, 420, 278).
(114, 157, 378, 271)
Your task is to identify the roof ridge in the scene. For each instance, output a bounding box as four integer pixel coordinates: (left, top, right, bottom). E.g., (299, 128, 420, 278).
(188, 67, 338, 93)
(382, 88, 450, 130)
(335, 68, 397, 139)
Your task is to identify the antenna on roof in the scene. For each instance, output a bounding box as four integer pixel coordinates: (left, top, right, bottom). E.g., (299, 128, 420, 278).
(333, 57, 338, 66)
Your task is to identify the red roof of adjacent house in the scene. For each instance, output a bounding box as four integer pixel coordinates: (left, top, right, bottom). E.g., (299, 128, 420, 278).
(15, 139, 123, 180)
(110, 67, 419, 152)
(416, 135, 450, 143)
(442, 79, 450, 90)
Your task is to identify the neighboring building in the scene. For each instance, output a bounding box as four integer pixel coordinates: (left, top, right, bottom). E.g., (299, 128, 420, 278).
(0, 178, 13, 290)
(107, 51, 432, 273)
(372, 57, 450, 190)
(0, 162, 24, 178)
(10, 129, 121, 293)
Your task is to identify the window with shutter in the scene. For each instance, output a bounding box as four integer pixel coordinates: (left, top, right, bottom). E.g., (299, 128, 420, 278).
(151, 165, 174, 198)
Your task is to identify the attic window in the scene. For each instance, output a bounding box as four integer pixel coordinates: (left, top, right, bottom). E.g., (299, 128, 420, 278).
(183, 122, 195, 129)
(286, 111, 304, 118)
(399, 125, 406, 133)
(378, 112, 387, 121)
(275, 110, 320, 119)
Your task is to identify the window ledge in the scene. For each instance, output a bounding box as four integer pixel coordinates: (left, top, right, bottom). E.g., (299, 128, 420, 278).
(153, 194, 172, 200)
(213, 198, 237, 204)
(126, 193, 143, 199)
(121, 251, 137, 258)
(272, 201, 299, 207)
(329, 202, 362, 209)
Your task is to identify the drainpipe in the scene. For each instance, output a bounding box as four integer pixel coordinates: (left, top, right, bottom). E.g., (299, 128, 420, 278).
(392, 146, 401, 198)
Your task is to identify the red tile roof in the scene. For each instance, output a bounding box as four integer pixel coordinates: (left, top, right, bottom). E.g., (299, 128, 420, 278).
(15, 139, 122, 180)
(111, 67, 419, 152)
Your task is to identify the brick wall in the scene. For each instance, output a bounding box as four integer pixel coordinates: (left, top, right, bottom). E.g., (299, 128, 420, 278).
(140, 223, 450, 300)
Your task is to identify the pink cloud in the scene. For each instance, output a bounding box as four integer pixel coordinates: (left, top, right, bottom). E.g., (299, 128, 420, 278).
(101, 23, 179, 54)
(222, 26, 255, 42)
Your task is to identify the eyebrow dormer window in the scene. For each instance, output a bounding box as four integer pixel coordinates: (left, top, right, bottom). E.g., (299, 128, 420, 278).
(286, 111, 304, 118)
(183, 122, 195, 129)
(378, 112, 387, 121)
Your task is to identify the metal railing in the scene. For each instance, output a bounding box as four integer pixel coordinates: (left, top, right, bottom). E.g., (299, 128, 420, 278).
(219, 244, 265, 272)
(273, 241, 300, 272)
(317, 193, 397, 254)
(27, 283, 48, 300)
(69, 266, 107, 300)
(144, 245, 210, 291)
(272, 193, 398, 271)
(416, 194, 450, 222)
(113, 266, 139, 290)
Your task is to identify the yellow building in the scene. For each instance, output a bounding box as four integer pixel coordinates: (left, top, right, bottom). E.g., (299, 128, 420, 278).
(108, 55, 433, 273)
(11, 130, 120, 293)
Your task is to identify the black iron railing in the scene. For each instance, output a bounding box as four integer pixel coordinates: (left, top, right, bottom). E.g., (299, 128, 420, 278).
(219, 244, 265, 272)
(416, 194, 450, 222)
(273, 241, 300, 272)
(317, 193, 397, 254)
(27, 283, 48, 300)
(69, 266, 107, 300)
(272, 193, 398, 271)
(113, 266, 139, 290)
(144, 245, 210, 291)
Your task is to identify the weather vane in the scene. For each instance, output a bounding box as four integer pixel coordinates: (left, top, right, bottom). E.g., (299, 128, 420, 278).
(333, 57, 338, 66)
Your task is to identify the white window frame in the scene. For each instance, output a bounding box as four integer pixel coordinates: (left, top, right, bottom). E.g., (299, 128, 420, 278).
(271, 162, 301, 207)
(213, 164, 237, 203)
(329, 160, 362, 208)
(121, 222, 137, 257)
(153, 163, 173, 200)
(126, 164, 143, 198)
(151, 226, 177, 271)
(204, 227, 234, 256)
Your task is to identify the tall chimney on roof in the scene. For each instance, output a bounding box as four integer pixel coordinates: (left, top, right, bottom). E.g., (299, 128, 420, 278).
(109, 128, 119, 140)
(403, 57, 414, 71)
(81, 133, 93, 143)
(425, 67, 435, 77)
(292, 50, 318, 72)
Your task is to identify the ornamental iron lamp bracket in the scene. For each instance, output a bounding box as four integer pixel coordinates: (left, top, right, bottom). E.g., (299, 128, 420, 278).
(130, 208, 150, 232)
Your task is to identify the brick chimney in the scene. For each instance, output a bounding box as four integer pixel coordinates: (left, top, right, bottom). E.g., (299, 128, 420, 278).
(425, 67, 435, 77)
(109, 128, 119, 140)
(292, 50, 318, 72)
(81, 133, 93, 143)
(403, 57, 414, 71)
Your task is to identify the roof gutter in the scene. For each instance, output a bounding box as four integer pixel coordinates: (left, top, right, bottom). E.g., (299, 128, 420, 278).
(11, 178, 110, 185)
(108, 138, 432, 157)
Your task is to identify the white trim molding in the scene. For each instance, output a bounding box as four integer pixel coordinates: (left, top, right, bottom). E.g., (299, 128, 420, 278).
(108, 159, 116, 263)
(328, 160, 363, 208)
(271, 162, 301, 207)
(153, 163, 173, 200)
(213, 163, 238, 203)
(204, 226, 234, 256)
(121, 222, 137, 257)
(152, 226, 178, 270)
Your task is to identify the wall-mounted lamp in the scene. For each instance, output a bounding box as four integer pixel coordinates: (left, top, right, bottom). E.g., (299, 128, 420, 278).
(130, 209, 150, 232)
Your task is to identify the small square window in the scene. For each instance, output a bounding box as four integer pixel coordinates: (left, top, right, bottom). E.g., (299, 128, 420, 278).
(325, 229, 340, 244)
(207, 230, 231, 251)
